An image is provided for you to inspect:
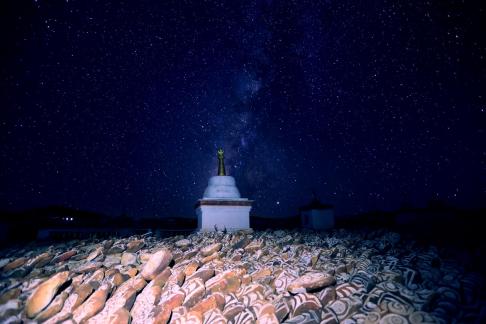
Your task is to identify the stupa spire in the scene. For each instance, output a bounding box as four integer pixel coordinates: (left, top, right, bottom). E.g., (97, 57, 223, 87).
(217, 148, 226, 176)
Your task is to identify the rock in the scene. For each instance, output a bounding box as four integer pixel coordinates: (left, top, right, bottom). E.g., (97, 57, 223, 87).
(232, 237, 251, 250)
(222, 294, 245, 321)
(364, 311, 381, 323)
(152, 289, 185, 324)
(74, 262, 103, 274)
(231, 254, 242, 262)
(140, 252, 152, 263)
(239, 289, 265, 307)
(0, 288, 21, 304)
(152, 268, 172, 287)
(251, 267, 272, 282)
(409, 311, 438, 324)
(126, 267, 138, 278)
(211, 292, 226, 310)
(131, 281, 164, 323)
(73, 283, 95, 309)
(244, 240, 264, 253)
(6, 266, 31, 278)
(187, 268, 215, 283)
(310, 253, 321, 267)
(201, 252, 220, 264)
(105, 268, 118, 277)
(52, 250, 77, 263)
(2, 258, 27, 272)
(34, 291, 69, 322)
(121, 252, 137, 266)
(171, 306, 188, 322)
(288, 293, 322, 318)
(183, 261, 200, 277)
(181, 249, 199, 262)
(273, 298, 290, 322)
(173, 309, 203, 324)
(206, 270, 241, 294)
(0, 258, 10, 269)
(107, 243, 125, 254)
(274, 230, 286, 238)
(41, 288, 82, 324)
(327, 296, 361, 321)
(200, 243, 222, 257)
(103, 255, 121, 268)
(379, 313, 408, 323)
(72, 283, 112, 323)
(28, 252, 53, 268)
(241, 274, 252, 285)
(285, 310, 322, 323)
(86, 287, 137, 323)
(385, 299, 413, 316)
(318, 286, 336, 306)
(287, 272, 336, 294)
(87, 268, 105, 283)
(190, 295, 218, 314)
(0, 299, 21, 320)
(175, 239, 192, 249)
(114, 275, 147, 298)
(102, 239, 114, 251)
(106, 308, 131, 324)
(182, 278, 206, 308)
(127, 239, 145, 253)
(87, 246, 104, 262)
(25, 271, 70, 318)
(252, 301, 279, 324)
(71, 252, 89, 261)
(335, 263, 347, 274)
(203, 308, 227, 324)
(234, 308, 255, 323)
(166, 268, 186, 286)
(0, 229, 482, 323)
(275, 270, 298, 294)
(141, 249, 173, 281)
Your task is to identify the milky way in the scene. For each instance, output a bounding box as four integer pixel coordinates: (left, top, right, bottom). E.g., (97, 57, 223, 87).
(1, 0, 484, 217)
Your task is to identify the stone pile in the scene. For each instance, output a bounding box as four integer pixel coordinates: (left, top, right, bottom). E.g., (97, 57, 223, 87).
(0, 228, 485, 323)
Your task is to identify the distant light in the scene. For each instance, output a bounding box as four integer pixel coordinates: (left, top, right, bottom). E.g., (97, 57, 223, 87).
(276, 201, 280, 205)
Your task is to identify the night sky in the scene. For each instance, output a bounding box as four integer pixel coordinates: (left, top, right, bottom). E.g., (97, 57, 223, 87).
(1, 0, 485, 218)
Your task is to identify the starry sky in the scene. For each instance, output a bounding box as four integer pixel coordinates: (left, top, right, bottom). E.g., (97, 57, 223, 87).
(1, 0, 485, 218)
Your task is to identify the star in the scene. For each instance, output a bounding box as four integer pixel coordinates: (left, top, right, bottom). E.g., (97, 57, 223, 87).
(0, 0, 483, 218)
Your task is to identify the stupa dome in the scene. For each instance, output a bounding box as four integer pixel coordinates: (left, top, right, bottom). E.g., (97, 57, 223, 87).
(203, 176, 241, 199)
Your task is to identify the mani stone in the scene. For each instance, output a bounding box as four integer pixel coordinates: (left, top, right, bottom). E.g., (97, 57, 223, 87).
(121, 252, 138, 266)
(0, 299, 21, 320)
(2, 257, 27, 272)
(200, 243, 222, 257)
(106, 308, 130, 324)
(52, 250, 77, 263)
(175, 239, 191, 249)
(34, 291, 69, 322)
(126, 239, 145, 253)
(287, 272, 336, 294)
(72, 283, 112, 323)
(25, 271, 70, 318)
(141, 249, 173, 281)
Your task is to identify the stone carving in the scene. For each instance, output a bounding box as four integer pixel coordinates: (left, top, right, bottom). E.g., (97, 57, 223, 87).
(0, 230, 484, 323)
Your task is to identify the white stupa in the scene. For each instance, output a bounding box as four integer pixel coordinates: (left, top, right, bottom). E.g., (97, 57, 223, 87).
(195, 149, 253, 231)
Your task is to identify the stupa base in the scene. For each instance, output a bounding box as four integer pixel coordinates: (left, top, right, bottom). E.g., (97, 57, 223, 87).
(195, 199, 253, 232)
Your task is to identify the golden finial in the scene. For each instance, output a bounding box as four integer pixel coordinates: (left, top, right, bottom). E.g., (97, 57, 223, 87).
(217, 148, 226, 176)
